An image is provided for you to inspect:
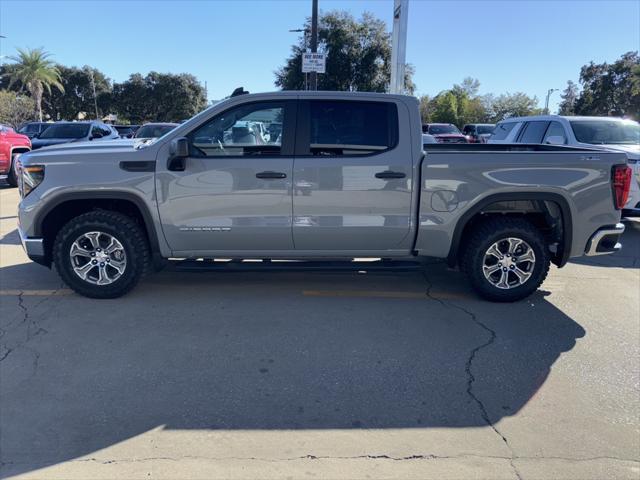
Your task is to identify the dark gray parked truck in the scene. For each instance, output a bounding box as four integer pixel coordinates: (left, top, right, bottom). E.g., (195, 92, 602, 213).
(16, 91, 633, 301)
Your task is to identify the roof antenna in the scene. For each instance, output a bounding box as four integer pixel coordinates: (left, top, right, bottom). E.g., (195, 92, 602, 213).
(231, 87, 249, 97)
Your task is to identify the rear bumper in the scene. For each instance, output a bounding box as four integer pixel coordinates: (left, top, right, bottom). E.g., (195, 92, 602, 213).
(18, 224, 48, 266)
(585, 223, 625, 256)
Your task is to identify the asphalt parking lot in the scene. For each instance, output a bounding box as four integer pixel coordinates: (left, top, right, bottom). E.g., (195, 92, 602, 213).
(0, 184, 639, 480)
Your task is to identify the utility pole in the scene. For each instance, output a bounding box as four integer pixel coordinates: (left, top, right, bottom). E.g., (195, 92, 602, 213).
(289, 28, 308, 90)
(89, 68, 99, 120)
(544, 88, 558, 115)
(309, 0, 318, 91)
(390, 0, 409, 94)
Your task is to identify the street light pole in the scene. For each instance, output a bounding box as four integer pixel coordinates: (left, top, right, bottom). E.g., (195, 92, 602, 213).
(544, 88, 558, 115)
(309, 0, 319, 91)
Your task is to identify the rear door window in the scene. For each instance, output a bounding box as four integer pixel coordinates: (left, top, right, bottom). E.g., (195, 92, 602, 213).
(306, 100, 398, 156)
(491, 122, 517, 140)
(518, 121, 550, 144)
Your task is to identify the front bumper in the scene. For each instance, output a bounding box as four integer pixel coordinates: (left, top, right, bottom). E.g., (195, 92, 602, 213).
(18, 224, 48, 265)
(585, 223, 625, 256)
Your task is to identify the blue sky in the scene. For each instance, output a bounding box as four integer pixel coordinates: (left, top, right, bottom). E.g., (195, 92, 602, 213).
(1, 0, 638, 112)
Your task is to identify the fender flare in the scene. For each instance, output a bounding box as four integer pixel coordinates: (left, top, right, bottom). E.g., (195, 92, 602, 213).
(33, 190, 162, 257)
(447, 192, 574, 267)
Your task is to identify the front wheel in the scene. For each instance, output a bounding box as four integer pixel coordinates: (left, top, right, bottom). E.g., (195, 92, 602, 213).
(53, 210, 150, 298)
(6, 154, 19, 187)
(462, 217, 550, 302)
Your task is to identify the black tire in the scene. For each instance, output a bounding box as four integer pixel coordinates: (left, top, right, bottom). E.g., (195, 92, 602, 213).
(462, 217, 550, 302)
(53, 210, 150, 299)
(6, 155, 18, 187)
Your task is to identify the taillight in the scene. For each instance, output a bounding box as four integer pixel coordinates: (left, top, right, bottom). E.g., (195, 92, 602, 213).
(612, 165, 632, 210)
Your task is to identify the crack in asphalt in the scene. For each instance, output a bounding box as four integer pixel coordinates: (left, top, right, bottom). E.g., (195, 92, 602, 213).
(422, 270, 522, 480)
(0, 290, 52, 372)
(13, 453, 634, 466)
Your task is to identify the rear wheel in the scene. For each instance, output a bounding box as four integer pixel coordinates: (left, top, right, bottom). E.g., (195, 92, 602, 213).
(462, 217, 550, 302)
(53, 210, 150, 298)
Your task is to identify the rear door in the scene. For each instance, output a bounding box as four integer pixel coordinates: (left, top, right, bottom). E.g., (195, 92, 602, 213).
(292, 98, 414, 253)
(156, 100, 297, 254)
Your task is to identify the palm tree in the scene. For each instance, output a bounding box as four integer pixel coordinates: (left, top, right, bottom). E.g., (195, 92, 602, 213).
(8, 47, 64, 121)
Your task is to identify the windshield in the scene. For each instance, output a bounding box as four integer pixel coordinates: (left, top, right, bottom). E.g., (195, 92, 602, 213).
(135, 124, 176, 138)
(429, 124, 461, 135)
(570, 120, 640, 145)
(39, 124, 90, 139)
(477, 125, 495, 134)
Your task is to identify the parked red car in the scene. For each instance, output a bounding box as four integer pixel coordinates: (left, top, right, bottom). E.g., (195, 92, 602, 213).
(421, 123, 468, 143)
(0, 124, 31, 187)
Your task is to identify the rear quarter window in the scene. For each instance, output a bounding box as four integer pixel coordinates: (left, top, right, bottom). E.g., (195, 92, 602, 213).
(518, 121, 550, 144)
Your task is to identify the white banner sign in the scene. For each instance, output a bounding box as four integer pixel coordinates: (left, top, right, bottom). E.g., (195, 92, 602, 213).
(302, 53, 326, 73)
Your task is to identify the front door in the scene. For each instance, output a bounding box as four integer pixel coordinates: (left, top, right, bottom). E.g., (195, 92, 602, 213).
(156, 100, 296, 255)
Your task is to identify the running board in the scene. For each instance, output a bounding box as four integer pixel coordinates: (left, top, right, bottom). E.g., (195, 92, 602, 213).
(173, 259, 425, 273)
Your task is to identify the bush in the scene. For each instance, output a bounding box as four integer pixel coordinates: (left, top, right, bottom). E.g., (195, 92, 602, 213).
(0, 91, 35, 128)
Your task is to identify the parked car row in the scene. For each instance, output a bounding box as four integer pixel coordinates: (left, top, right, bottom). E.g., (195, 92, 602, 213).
(18, 120, 179, 144)
(422, 123, 498, 144)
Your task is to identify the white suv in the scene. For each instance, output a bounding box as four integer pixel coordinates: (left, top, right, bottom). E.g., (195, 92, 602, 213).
(488, 115, 640, 212)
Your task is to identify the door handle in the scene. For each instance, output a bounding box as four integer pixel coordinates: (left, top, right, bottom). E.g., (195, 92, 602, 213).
(256, 171, 287, 179)
(375, 170, 406, 179)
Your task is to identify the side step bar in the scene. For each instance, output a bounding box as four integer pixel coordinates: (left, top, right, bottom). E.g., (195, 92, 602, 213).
(173, 259, 426, 273)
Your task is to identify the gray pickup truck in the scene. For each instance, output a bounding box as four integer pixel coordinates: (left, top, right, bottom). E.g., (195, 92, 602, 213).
(16, 91, 632, 301)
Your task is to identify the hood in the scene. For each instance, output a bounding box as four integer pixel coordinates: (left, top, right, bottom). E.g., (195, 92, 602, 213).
(22, 139, 141, 166)
(31, 137, 82, 150)
(29, 138, 135, 153)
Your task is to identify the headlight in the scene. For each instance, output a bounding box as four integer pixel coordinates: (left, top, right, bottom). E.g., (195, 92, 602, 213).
(21, 164, 45, 198)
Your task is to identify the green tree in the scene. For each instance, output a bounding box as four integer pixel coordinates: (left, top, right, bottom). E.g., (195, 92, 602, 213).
(574, 51, 639, 117)
(42, 65, 112, 120)
(431, 91, 458, 124)
(558, 80, 579, 116)
(422, 78, 488, 127)
(0, 91, 35, 128)
(419, 95, 432, 123)
(112, 73, 149, 123)
(113, 72, 206, 123)
(7, 48, 64, 121)
(485, 92, 541, 121)
(275, 11, 414, 93)
(450, 77, 489, 126)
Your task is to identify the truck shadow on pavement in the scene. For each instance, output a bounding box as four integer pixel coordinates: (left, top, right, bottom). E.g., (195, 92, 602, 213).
(0, 261, 587, 477)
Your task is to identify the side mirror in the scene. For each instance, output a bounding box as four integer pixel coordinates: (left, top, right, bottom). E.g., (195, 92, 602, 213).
(545, 135, 566, 145)
(168, 137, 189, 171)
(170, 137, 189, 157)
